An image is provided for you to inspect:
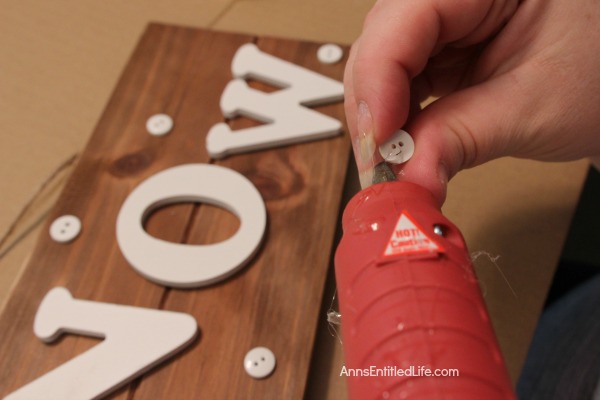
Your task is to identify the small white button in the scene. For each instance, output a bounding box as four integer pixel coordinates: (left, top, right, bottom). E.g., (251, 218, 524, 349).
(378, 129, 415, 164)
(146, 114, 173, 136)
(317, 44, 344, 64)
(244, 347, 276, 379)
(49, 215, 82, 243)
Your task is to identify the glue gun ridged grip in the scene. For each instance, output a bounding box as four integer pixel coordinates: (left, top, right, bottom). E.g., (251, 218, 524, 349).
(334, 181, 515, 400)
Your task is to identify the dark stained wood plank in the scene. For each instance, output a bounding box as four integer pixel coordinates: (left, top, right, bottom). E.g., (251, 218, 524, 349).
(0, 24, 254, 397)
(132, 36, 350, 399)
(0, 25, 350, 400)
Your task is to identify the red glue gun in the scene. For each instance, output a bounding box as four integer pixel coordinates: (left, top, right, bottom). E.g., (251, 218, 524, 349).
(334, 163, 515, 400)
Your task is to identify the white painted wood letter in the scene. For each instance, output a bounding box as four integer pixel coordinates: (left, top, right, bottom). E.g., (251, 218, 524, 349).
(5, 287, 197, 400)
(116, 164, 266, 288)
(206, 43, 344, 158)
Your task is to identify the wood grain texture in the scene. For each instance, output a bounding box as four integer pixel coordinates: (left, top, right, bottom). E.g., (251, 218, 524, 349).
(0, 24, 350, 399)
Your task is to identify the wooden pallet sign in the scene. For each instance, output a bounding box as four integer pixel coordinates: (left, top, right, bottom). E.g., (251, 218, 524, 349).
(0, 24, 350, 399)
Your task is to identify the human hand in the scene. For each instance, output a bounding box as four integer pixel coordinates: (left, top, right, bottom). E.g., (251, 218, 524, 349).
(345, 0, 600, 204)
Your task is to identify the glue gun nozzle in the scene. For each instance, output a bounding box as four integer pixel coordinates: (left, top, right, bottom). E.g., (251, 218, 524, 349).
(372, 162, 397, 185)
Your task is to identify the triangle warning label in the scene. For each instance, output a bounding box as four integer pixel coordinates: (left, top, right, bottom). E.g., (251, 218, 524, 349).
(383, 212, 444, 257)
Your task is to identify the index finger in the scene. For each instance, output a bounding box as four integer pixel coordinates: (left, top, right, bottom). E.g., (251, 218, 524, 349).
(349, 0, 514, 143)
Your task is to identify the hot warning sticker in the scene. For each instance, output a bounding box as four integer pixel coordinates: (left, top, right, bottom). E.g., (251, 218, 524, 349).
(382, 211, 444, 257)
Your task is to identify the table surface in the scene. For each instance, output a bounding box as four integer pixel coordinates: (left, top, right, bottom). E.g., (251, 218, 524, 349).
(0, 1, 591, 398)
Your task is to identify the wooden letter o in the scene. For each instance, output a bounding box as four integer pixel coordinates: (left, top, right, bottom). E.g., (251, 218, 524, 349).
(116, 164, 266, 288)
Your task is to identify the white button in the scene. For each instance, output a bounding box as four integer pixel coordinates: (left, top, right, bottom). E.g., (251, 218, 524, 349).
(49, 215, 82, 243)
(244, 347, 276, 379)
(317, 44, 343, 64)
(378, 129, 415, 164)
(146, 114, 173, 136)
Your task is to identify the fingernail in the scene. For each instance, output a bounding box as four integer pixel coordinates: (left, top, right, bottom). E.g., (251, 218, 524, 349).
(437, 163, 449, 205)
(357, 102, 375, 164)
(359, 169, 374, 189)
(438, 161, 449, 185)
(357, 102, 373, 135)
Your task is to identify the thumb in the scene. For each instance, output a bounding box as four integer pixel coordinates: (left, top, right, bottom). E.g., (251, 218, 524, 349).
(399, 75, 531, 204)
